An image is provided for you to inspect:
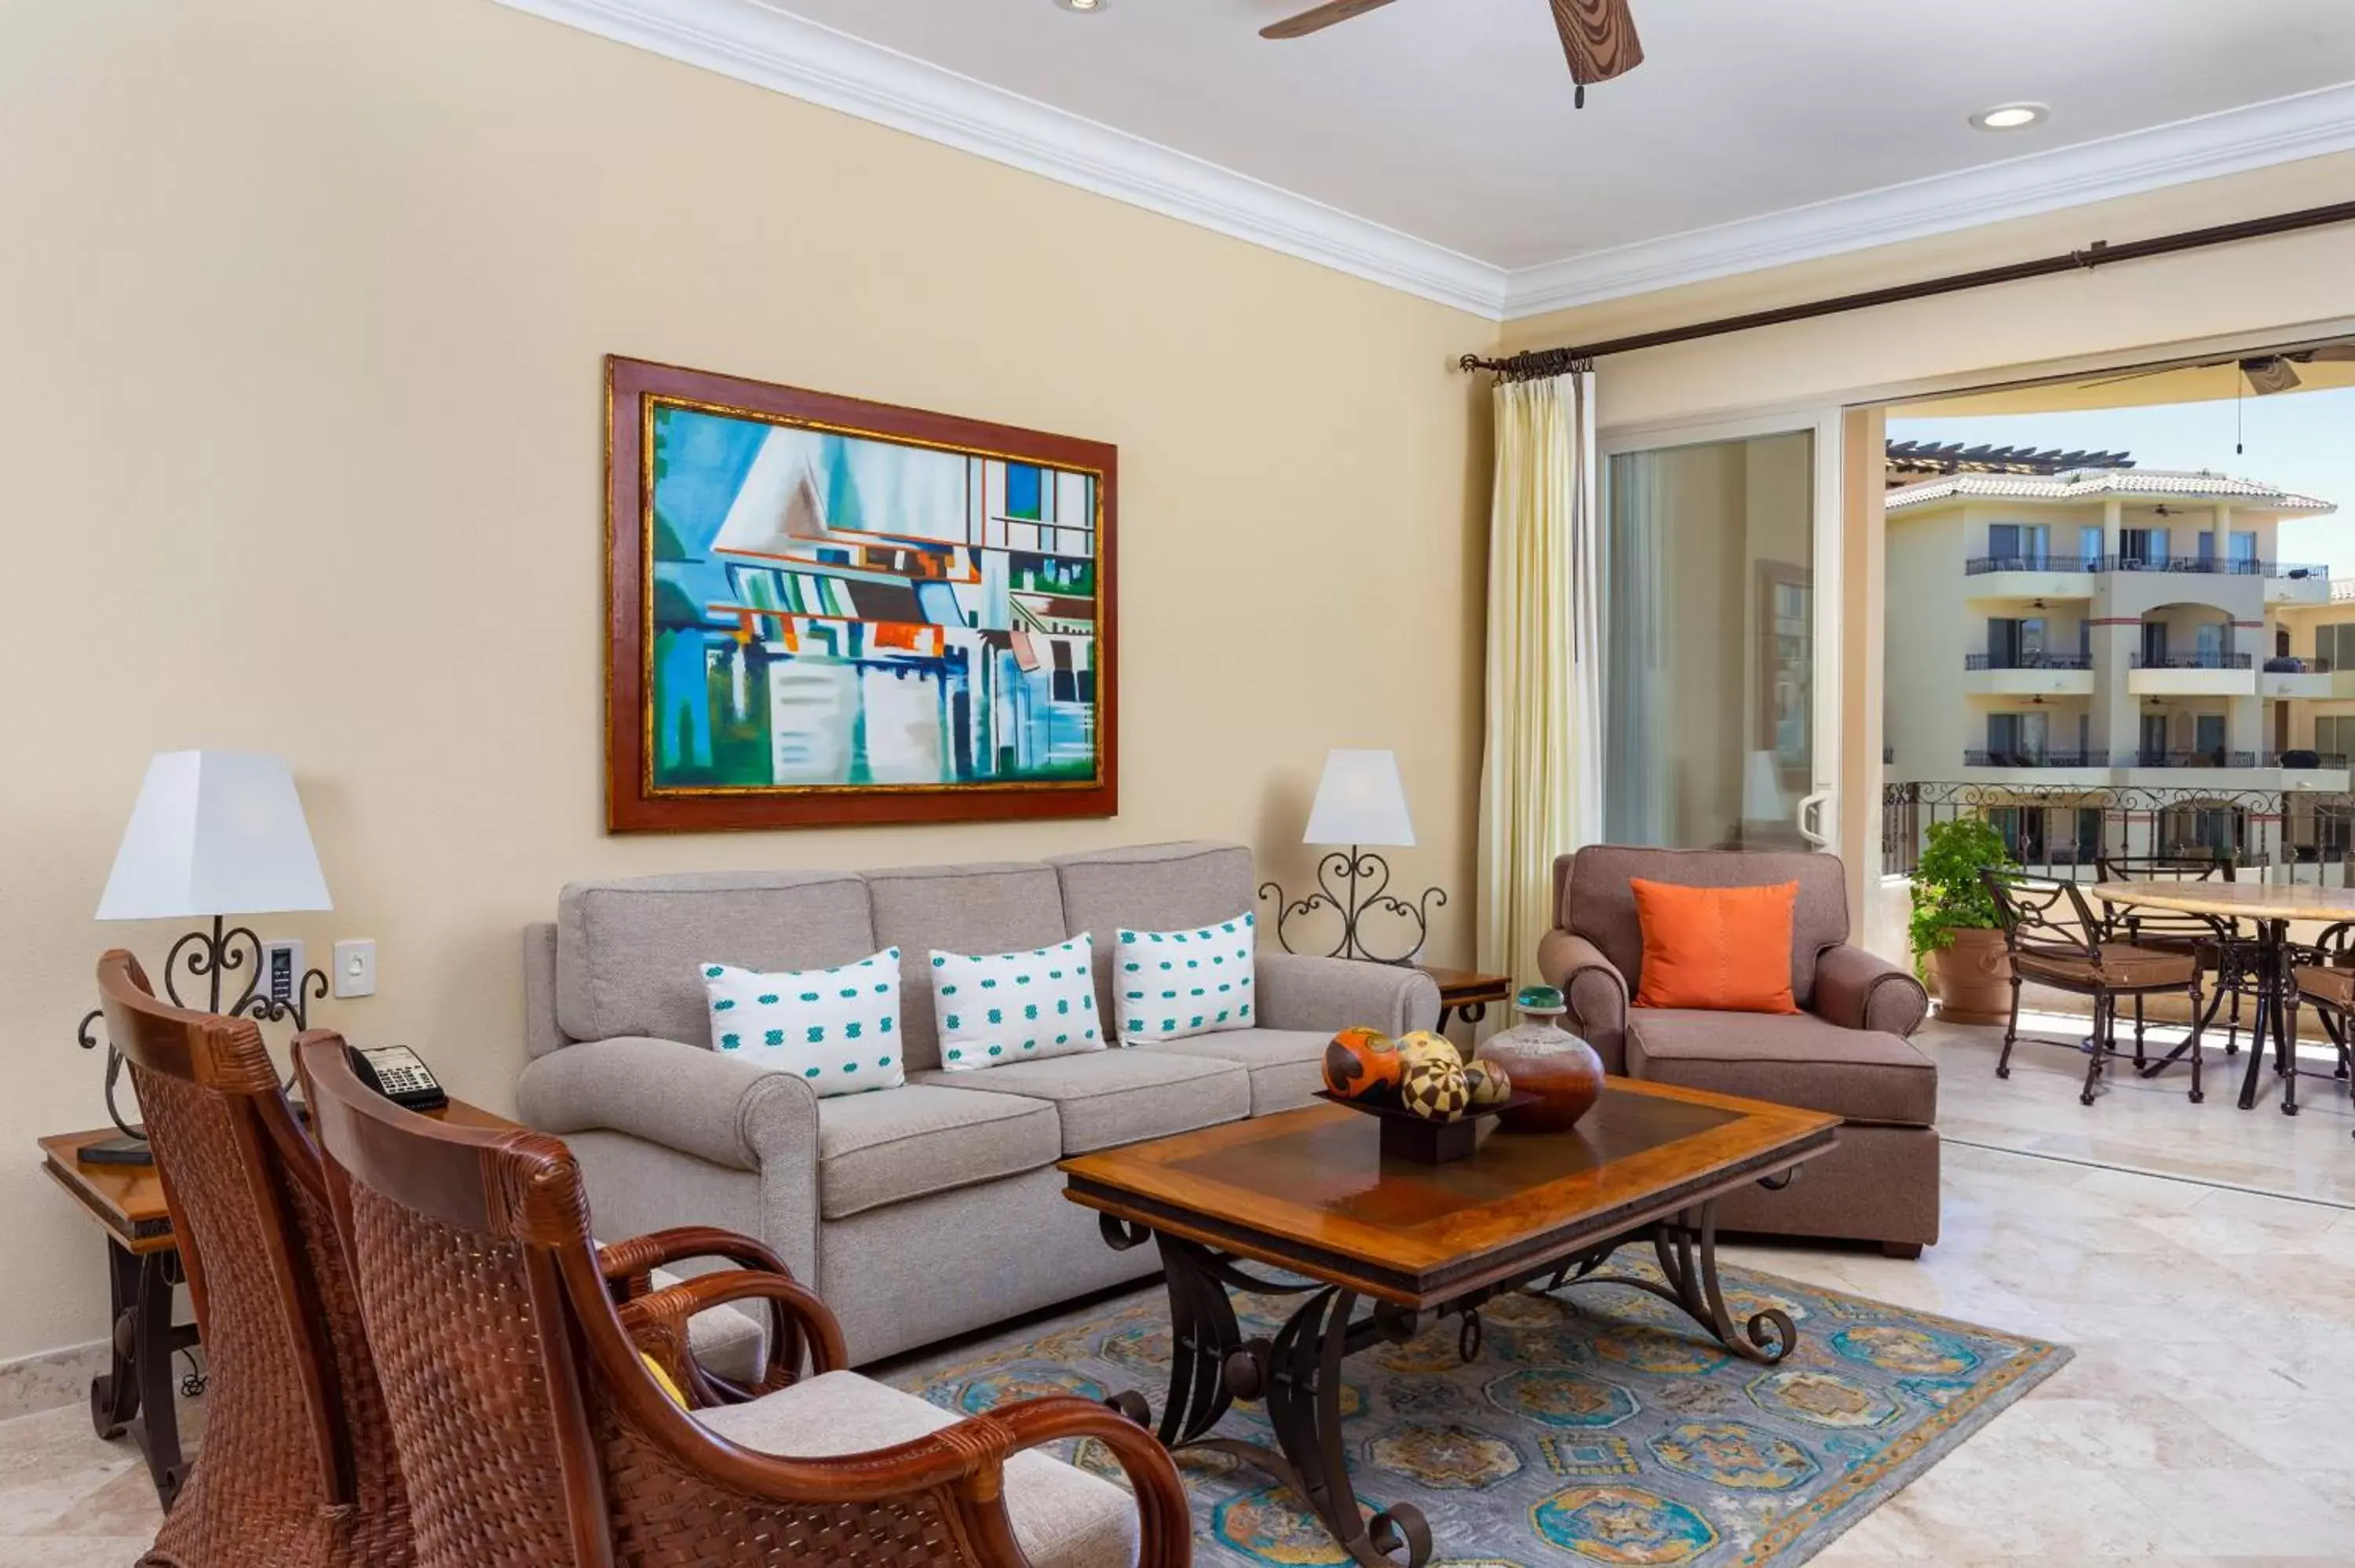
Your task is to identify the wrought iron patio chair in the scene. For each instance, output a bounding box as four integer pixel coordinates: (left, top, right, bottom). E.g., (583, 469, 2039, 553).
(294, 1033, 1191, 1568)
(1981, 871, 2211, 1105)
(2280, 922, 2355, 1126)
(2095, 852, 2249, 1063)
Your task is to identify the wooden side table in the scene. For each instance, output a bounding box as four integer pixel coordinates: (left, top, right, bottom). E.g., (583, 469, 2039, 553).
(1418, 966, 1513, 1035)
(39, 1098, 517, 1508)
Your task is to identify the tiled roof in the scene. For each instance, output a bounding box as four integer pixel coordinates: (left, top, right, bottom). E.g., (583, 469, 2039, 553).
(1886, 467, 2335, 514)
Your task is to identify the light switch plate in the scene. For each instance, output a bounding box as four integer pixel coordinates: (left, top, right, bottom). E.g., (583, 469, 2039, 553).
(261, 939, 306, 1008)
(332, 939, 377, 999)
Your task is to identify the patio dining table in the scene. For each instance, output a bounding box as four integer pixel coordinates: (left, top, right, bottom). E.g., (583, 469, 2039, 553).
(2088, 881, 2355, 1113)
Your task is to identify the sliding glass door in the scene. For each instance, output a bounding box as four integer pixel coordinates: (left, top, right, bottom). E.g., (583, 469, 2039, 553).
(1600, 414, 1842, 851)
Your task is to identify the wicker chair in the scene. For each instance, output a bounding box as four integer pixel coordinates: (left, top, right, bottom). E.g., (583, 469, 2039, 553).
(97, 952, 812, 1568)
(1980, 873, 2212, 1106)
(293, 1031, 1192, 1568)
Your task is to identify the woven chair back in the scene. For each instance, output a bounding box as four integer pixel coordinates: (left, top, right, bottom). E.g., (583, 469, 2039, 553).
(95, 950, 412, 1568)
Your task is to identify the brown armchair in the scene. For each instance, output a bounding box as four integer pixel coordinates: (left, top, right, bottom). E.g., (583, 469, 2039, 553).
(294, 1033, 1191, 1568)
(1537, 847, 1938, 1256)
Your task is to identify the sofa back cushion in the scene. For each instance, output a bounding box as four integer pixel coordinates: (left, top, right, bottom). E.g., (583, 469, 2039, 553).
(865, 862, 1069, 1073)
(1558, 846, 1849, 1008)
(1050, 843, 1257, 1023)
(556, 871, 877, 1045)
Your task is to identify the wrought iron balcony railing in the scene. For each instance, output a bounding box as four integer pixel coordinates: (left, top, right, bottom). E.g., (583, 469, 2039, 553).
(2263, 752, 2351, 769)
(2127, 651, 2252, 669)
(1964, 652, 2094, 670)
(2119, 750, 2258, 769)
(1961, 555, 2333, 580)
(1963, 750, 2101, 768)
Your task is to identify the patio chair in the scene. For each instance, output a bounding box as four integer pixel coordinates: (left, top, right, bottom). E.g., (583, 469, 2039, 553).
(1981, 872, 2211, 1106)
(2280, 923, 2355, 1125)
(2094, 852, 2248, 1063)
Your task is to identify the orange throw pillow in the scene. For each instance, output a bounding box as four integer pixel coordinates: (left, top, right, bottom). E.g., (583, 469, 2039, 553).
(1629, 878, 1802, 1014)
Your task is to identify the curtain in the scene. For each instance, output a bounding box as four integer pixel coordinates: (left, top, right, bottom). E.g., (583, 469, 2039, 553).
(1476, 370, 1605, 986)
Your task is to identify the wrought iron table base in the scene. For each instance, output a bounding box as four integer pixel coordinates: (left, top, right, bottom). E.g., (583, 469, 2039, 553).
(90, 1242, 199, 1509)
(1099, 1189, 1796, 1568)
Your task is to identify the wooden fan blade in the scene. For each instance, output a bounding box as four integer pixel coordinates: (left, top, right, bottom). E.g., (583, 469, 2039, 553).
(2298, 344, 2355, 362)
(1261, 0, 1402, 40)
(1550, 0, 1644, 84)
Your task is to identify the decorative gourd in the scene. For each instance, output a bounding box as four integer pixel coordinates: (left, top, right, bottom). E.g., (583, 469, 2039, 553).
(1462, 1059, 1513, 1109)
(1322, 1026, 1404, 1103)
(1393, 1030, 1461, 1072)
(1400, 1057, 1471, 1121)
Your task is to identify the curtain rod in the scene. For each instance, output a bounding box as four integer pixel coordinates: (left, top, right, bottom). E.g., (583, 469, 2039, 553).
(1459, 198, 2355, 382)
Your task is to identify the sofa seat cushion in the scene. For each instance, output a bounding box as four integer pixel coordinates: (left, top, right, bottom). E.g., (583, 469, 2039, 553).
(1625, 1011, 1937, 1127)
(1138, 1029, 1331, 1116)
(699, 1370, 1137, 1568)
(914, 1050, 1248, 1154)
(815, 1085, 1061, 1220)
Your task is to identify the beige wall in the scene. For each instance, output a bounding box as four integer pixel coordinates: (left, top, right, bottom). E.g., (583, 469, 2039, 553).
(0, 0, 1495, 1362)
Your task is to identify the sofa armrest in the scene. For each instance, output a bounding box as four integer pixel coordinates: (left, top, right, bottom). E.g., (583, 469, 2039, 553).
(1254, 952, 1440, 1037)
(517, 1036, 820, 1173)
(1813, 944, 1930, 1037)
(1537, 929, 1630, 1074)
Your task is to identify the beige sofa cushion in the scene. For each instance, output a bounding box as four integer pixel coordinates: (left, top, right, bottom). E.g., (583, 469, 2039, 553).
(1050, 842, 1257, 1023)
(865, 862, 1069, 1073)
(815, 1085, 1061, 1220)
(556, 871, 877, 1045)
(1140, 1028, 1331, 1116)
(698, 1370, 1137, 1568)
(915, 1049, 1248, 1154)
(1625, 1010, 1937, 1127)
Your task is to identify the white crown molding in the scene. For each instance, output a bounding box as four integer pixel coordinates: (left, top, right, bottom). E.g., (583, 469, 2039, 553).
(491, 0, 2355, 328)
(1502, 82, 2355, 320)
(487, 0, 1511, 317)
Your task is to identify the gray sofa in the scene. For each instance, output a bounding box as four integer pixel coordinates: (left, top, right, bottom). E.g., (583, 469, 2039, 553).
(517, 841, 1439, 1364)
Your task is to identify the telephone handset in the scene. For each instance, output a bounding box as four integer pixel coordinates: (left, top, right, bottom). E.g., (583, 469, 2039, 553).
(345, 1045, 448, 1113)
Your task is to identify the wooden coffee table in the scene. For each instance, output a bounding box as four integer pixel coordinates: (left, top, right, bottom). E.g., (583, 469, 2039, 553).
(1061, 1078, 1839, 1568)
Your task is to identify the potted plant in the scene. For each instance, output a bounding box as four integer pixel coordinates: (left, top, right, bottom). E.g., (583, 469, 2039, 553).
(1908, 816, 2017, 1023)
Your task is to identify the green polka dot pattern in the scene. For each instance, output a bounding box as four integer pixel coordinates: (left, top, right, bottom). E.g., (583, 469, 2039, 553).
(932, 935, 1101, 1071)
(1115, 911, 1255, 1045)
(698, 947, 904, 1098)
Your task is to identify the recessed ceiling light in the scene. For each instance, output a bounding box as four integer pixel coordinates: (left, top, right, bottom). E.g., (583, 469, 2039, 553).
(1056, 0, 1106, 11)
(1971, 102, 2049, 132)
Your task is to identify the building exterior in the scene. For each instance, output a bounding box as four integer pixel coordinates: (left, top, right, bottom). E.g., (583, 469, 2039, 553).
(1885, 465, 2342, 795)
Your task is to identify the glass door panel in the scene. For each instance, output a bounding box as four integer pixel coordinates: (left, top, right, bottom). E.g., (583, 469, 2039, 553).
(1603, 428, 1824, 850)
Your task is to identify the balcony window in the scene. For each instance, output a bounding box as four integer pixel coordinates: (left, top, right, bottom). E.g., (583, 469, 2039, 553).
(2120, 527, 2168, 568)
(1986, 522, 2050, 570)
(2079, 524, 2104, 569)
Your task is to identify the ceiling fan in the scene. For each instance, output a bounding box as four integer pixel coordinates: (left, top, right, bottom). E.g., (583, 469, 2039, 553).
(2087, 344, 2355, 398)
(1261, 0, 1645, 106)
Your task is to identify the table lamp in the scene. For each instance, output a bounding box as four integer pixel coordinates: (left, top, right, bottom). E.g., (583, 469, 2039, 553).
(75, 752, 334, 1165)
(1257, 749, 1446, 964)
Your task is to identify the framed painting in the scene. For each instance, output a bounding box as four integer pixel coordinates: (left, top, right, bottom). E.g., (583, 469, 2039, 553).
(605, 356, 1117, 831)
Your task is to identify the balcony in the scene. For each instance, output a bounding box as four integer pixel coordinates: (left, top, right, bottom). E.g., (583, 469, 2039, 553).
(2126, 650, 2256, 698)
(2266, 561, 2332, 605)
(1964, 749, 2103, 770)
(1961, 555, 2098, 600)
(2121, 750, 2258, 769)
(2258, 656, 2355, 698)
(1962, 651, 2096, 697)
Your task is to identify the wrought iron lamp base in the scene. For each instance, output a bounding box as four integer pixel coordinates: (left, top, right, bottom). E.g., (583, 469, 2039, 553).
(1258, 847, 1445, 965)
(77, 914, 330, 1158)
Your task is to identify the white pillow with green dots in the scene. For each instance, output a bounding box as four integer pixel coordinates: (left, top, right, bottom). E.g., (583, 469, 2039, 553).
(929, 935, 1101, 1070)
(1115, 912, 1256, 1044)
(698, 948, 904, 1097)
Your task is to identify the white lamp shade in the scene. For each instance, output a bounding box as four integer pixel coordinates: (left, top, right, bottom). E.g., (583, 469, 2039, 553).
(1302, 749, 1416, 848)
(95, 751, 333, 921)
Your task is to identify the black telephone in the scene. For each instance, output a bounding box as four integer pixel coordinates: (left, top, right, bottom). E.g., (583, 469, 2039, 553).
(345, 1044, 449, 1113)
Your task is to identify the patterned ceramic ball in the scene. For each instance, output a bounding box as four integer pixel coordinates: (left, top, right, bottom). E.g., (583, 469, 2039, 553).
(1394, 1030, 1462, 1072)
(1401, 1057, 1472, 1122)
(1463, 1059, 1513, 1109)
(1323, 1027, 1404, 1103)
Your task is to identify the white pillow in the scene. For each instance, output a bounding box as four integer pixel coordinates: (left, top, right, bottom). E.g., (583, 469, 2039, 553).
(931, 935, 1101, 1070)
(1115, 912, 1257, 1044)
(699, 948, 904, 1098)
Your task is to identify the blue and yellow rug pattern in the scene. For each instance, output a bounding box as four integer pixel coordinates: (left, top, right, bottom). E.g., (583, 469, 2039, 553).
(885, 1262, 2069, 1566)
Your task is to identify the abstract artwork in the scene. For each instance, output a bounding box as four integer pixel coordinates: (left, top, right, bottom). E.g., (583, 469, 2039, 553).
(606, 357, 1117, 830)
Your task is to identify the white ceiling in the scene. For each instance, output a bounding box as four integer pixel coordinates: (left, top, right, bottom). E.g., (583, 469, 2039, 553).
(502, 0, 2355, 317)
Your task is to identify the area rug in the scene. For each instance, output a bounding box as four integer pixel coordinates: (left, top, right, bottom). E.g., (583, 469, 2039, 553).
(883, 1261, 2070, 1566)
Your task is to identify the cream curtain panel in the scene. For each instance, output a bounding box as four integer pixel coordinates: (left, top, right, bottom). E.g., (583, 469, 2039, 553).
(1476, 370, 1605, 985)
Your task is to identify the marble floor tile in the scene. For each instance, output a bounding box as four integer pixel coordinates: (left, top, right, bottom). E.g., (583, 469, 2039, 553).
(3, 1015, 2349, 1564)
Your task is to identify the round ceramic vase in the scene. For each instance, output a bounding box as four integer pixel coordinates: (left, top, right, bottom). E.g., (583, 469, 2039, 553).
(1480, 986, 1605, 1133)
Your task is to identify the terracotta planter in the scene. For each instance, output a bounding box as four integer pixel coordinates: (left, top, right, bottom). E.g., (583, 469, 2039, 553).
(1930, 927, 2013, 1026)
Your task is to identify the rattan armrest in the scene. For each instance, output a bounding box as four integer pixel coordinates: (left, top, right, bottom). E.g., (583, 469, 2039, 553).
(619, 1271, 848, 1402)
(597, 1225, 791, 1293)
